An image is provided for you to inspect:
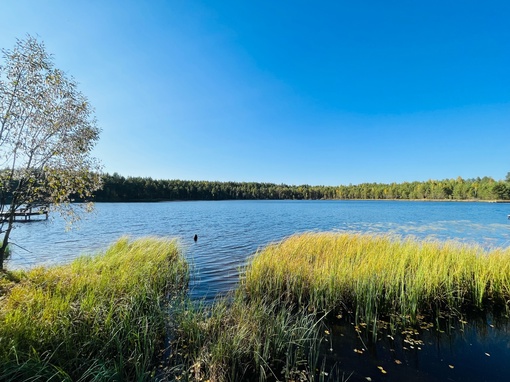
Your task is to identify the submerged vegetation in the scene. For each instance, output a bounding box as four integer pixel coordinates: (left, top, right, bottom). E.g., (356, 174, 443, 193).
(0, 237, 188, 381)
(94, 172, 510, 202)
(244, 233, 510, 325)
(2, 233, 510, 381)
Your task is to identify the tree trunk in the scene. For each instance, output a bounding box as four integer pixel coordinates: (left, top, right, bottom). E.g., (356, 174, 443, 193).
(0, 221, 12, 271)
(0, 237, 7, 271)
(0, 201, 17, 272)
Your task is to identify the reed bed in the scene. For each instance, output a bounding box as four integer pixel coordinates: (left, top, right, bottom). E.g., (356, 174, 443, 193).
(0, 237, 189, 381)
(4, 232, 510, 381)
(169, 293, 324, 382)
(243, 233, 510, 324)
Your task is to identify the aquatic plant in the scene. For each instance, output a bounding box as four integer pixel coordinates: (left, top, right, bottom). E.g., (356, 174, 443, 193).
(168, 292, 326, 382)
(0, 237, 188, 381)
(243, 233, 510, 325)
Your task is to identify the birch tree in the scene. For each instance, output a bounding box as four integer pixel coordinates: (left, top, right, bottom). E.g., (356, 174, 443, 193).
(0, 36, 102, 270)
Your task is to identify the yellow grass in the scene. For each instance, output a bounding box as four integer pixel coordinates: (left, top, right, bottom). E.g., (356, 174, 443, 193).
(0, 236, 188, 381)
(243, 232, 510, 323)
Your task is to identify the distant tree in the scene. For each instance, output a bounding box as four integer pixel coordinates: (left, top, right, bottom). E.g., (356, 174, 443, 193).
(505, 172, 510, 183)
(492, 182, 510, 200)
(0, 36, 102, 270)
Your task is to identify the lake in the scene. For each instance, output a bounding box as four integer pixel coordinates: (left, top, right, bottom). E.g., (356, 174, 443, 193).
(6, 200, 510, 381)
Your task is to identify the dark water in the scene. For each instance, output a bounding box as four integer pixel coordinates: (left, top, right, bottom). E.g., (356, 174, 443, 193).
(319, 310, 510, 382)
(6, 200, 510, 381)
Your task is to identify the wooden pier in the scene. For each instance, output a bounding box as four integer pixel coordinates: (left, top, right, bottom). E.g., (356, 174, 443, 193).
(0, 206, 49, 222)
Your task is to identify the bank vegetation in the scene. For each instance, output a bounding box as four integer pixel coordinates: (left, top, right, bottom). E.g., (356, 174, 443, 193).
(3, 233, 510, 381)
(244, 233, 510, 324)
(0, 237, 188, 381)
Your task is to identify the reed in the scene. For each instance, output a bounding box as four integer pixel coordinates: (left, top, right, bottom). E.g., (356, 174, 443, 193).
(0, 237, 189, 381)
(168, 292, 325, 382)
(243, 233, 510, 324)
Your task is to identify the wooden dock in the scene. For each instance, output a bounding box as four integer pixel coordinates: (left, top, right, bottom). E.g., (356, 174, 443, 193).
(0, 207, 49, 222)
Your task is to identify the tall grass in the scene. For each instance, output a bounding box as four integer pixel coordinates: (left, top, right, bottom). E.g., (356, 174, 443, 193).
(0, 237, 188, 381)
(4, 232, 509, 381)
(169, 292, 325, 382)
(243, 233, 510, 324)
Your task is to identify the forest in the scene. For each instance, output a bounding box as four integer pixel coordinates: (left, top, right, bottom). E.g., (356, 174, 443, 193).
(93, 173, 510, 202)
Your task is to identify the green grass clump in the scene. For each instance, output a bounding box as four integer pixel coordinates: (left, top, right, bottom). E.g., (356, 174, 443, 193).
(169, 293, 324, 382)
(0, 237, 188, 381)
(243, 233, 510, 324)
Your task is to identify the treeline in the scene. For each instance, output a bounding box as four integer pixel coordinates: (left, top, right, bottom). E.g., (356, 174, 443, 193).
(93, 173, 510, 202)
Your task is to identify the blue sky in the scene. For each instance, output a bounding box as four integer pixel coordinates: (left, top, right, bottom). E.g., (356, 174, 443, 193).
(1, 1, 509, 185)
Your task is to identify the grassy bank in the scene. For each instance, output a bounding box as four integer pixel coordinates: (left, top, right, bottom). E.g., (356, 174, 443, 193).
(0, 237, 326, 382)
(3, 233, 510, 381)
(0, 237, 188, 381)
(243, 233, 510, 324)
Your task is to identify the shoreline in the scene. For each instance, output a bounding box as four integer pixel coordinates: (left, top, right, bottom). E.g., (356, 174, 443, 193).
(92, 198, 510, 203)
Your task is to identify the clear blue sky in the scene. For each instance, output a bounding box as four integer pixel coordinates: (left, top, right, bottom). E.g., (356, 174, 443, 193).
(2, 1, 509, 185)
